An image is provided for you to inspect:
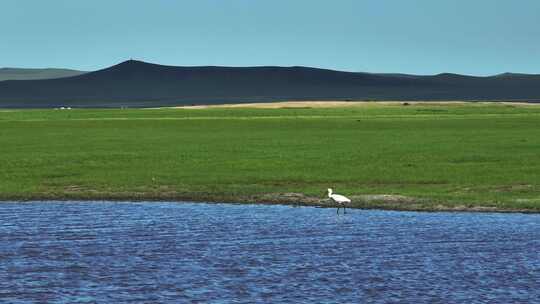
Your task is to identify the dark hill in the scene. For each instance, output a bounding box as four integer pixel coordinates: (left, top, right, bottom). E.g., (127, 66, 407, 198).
(0, 68, 86, 81)
(1, 60, 539, 108)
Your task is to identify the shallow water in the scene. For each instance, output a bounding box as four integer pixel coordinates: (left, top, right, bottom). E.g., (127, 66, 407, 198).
(0, 202, 539, 303)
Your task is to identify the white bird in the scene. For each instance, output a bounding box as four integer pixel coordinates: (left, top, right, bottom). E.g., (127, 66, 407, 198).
(327, 188, 351, 214)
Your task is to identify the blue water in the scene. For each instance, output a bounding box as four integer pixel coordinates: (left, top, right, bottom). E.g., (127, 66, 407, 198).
(0, 202, 538, 303)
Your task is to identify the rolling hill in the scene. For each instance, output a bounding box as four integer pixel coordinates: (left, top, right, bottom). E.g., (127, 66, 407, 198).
(0, 60, 539, 108)
(0, 68, 87, 82)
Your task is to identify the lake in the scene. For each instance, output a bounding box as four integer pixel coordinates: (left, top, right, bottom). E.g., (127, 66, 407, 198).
(0, 202, 538, 303)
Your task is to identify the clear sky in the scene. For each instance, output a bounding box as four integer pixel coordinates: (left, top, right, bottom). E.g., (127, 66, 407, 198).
(1, 0, 539, 75)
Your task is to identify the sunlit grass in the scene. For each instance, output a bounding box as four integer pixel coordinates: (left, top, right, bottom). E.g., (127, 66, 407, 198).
(1, 103, 540, 211)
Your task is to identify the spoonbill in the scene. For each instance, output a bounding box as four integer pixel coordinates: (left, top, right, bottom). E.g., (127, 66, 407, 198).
(327, 188, 351, 214)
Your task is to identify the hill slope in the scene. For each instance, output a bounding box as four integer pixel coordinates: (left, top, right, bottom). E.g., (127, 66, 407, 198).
(0, 60, 539, 108)
(0, 68, 87, 81)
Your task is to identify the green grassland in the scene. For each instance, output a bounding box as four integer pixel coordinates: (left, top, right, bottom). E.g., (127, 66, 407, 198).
(1, 103, 540, 211)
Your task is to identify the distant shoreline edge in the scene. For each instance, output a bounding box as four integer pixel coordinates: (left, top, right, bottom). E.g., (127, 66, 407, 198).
(1, 194, 538, 214)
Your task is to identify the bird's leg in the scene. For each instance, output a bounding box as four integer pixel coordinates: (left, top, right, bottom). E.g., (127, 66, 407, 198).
(336, 206, 340, 214)
(344, 206, 346, 214)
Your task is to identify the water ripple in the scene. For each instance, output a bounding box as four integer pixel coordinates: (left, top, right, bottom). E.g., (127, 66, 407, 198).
(0, 201, 539, 303)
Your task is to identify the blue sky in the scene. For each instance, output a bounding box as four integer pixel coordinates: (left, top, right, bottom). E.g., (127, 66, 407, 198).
(1, 0, 539, 75)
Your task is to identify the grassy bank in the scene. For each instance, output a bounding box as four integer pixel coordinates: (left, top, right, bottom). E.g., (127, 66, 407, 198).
(1, 102, 540, 212)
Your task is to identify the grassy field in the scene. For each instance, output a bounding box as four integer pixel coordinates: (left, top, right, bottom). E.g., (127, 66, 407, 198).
(1, 102, 540, 211)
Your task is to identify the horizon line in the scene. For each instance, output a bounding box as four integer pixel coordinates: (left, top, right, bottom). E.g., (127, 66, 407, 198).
(2, 59, 539, 78)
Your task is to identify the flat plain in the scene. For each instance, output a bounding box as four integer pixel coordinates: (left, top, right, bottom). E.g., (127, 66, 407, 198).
(1, 102, 540, 211)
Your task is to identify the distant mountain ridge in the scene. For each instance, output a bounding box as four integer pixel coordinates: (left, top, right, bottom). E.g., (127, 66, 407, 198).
(0, 60, 539, 108)
(0, 68, 87, 81)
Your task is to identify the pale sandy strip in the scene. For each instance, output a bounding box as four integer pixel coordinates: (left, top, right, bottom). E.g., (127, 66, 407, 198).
(169, 100, 540, 109)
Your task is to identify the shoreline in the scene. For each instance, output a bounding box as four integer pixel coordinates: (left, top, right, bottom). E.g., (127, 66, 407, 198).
(1, 193, 538, 214)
